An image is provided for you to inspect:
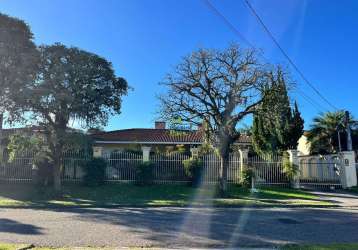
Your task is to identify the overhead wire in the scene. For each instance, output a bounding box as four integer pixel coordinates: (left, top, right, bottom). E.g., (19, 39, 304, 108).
(201, 0, 334, 113)
(243, 0, 338, 111)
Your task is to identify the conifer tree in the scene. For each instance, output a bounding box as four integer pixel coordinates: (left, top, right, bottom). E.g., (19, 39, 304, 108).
(252, 68, 304, 155)
(288, 102, 304, 149)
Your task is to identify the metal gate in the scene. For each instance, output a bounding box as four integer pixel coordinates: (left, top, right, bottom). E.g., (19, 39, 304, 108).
(249, 154, 289, 187)
(298, 154, 342, 189)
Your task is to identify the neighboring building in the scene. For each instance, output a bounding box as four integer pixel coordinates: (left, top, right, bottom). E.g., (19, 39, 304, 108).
(297, 132, 311, 156)
(92, 121, 252, 155)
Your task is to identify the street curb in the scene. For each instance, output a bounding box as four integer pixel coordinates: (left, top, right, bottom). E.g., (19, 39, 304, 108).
(0, 203, 341, 210)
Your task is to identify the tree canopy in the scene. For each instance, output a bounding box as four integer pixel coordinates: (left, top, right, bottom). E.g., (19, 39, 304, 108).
(8, 44, 128, 127)
(0, 13, 39, 124)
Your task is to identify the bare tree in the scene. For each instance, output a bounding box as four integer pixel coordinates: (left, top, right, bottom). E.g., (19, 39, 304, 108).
(159, 44, 271, 194)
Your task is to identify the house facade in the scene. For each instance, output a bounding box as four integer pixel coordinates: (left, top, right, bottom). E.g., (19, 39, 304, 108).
(92, 121, 252, 157)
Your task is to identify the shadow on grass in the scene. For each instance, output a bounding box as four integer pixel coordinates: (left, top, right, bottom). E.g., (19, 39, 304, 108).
(0, 183, 197, 207)
(0, 184, 357, 247)
(0, 183, 332, 208)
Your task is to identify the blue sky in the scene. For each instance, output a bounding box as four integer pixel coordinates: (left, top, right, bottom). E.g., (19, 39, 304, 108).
(1, 0, 357, 130)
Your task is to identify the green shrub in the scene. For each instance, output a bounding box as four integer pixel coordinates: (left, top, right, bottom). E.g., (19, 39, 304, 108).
(82, 158, 107, 186)
(183, 156, 203, 187)
(282, 152, 299, 187)
(240, 167, 254, 188)
(136, 161, 154, 186)
(33, 154, 53, 186)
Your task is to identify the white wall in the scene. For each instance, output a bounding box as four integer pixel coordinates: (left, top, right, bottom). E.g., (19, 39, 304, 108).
(297, 135, 311, 156)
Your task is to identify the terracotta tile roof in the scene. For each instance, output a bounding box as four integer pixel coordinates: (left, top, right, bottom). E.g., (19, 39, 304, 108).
(92, 129, 251, 144)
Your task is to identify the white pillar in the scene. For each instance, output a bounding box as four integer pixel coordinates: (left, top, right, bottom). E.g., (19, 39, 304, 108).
(287, 149, 300, 189)
(190, 147, 199, 157)
(238, 148, 249, 182)
(340, 151, 357, 188)
(93, 146, 104, 158)
(141, 146, 151, 162)
(238, 148, 249, 170)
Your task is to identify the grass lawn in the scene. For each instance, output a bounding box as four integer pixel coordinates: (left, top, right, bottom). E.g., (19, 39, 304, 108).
(348, 187, 358, 194)
(282, 243, 358, 250)
(0, 183, 331, 208)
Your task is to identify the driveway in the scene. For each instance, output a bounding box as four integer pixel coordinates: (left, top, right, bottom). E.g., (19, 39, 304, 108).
(0, 206, 358, 248)
(309, 190, 358, 207)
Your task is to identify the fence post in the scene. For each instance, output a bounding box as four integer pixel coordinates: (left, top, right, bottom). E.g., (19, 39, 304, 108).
(238, 148, 249, 180)
(190, 147, 199, 157)
(339, 151, 357, 188)
(287, 150, 300, 189)
(93, 146, 104, 158)
(141, 146, 151, 162)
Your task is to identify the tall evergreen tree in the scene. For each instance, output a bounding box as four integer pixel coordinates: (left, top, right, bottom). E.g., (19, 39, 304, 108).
(288, 101, 304, 149)
(252, 85, 279, 155)
(252, 68, 304, 155)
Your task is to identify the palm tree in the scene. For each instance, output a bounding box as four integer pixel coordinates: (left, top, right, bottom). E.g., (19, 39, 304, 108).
(307, 111, 356, 154)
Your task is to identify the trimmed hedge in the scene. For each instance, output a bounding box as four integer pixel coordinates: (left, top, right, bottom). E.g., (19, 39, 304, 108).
(82, 158, 107, 186)
(136, 161, 154, 186)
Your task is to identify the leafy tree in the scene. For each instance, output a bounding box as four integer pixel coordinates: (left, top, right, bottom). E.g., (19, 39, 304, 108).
(7, 133, 50, 164)
(252, 68, 304, 155)
(0, 13, 39, 129)
(6, 44, 128, 190)
(307, 111, 356, 154)
(7, 131, 91, 186)
(159, 44, 271, 195)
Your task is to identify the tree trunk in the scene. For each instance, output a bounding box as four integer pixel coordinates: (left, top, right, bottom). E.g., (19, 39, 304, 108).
(53, 151, 62, 191)
(219, 153, 229, 197)
(52, 131, 65, 191)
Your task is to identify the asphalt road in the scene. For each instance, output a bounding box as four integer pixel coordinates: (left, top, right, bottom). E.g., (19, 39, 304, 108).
(0, 206, 358, 248)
